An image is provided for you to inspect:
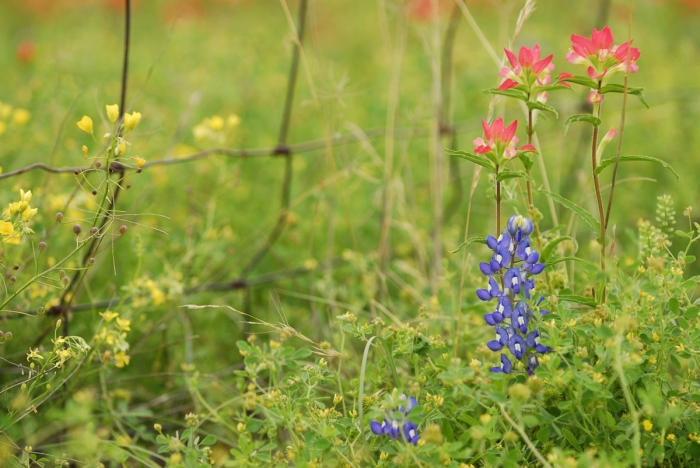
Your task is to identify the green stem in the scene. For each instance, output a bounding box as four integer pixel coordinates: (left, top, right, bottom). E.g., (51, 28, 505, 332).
(591, 101, 606, 303)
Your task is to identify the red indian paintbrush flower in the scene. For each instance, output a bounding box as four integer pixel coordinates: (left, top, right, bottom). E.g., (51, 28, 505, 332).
(498, 44, 565, 103)
(566, 26, 640, 82)
(473, 118, 536, 160)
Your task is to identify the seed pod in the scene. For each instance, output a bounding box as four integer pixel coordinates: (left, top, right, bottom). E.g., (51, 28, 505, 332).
(90, 227, 98, 235)
(73, 224, 82, 235)
(119, 225, 128, 235)
(55, 212, 64, 222)
(37, 242, 47, 251)
(95, 161, 102, 169)
(9, 276, 16, 284)
(5, 332, 12, 341)
(59, 270, 65, 279)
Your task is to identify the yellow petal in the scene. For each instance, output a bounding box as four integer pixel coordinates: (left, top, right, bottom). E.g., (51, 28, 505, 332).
(123, 111, 141, 131)
(77, 116, 93, 134)
(106, 104, 120, 123)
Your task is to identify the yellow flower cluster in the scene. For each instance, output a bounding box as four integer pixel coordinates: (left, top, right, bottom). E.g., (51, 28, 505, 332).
(77, 105, 142, 135)
(94, 310, 132, 369)
(192, 113, 240, 143)
(0, 101, 31, 136)
(1, 189, 38, 245)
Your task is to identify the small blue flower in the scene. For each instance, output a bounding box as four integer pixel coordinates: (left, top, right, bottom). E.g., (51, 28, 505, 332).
(496, 296, 513, 318)
(487, 326, 509, 351)
(503, 267, 523, 294)
(512, 302, 529, 334)
(526, 354, 539, 375)
(490, 354, 513, 374)
(484, 311, 503, 326)
(526, 330, 550, 354)
(370, 395, 420, 445)
(476, 276, 502, 301)
(403, 420, 420, 445)
(508, 334, 526, 360)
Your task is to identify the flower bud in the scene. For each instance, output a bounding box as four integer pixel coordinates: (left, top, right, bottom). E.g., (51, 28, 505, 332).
(5, 331, 12, 341)
(55, 212, 64, 223)
(73, 224, 82, 235)
(37, 241, 47, 251)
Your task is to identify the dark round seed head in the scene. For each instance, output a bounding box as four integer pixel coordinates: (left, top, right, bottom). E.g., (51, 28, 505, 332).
(61, 277, 69, 285)
(12, 264, 19, 270)
(90, 227, 98, 235)
(119, 225, 128, 235)
(136, 168, 142, 174)
(59, 270, 65, 278)
(74, 170, 80, 176)
(56, 212, 64, 222)
(73, 224, 82, 235)
(91, 190, 97, 196)
(37, 307, 45, 316)
(95, 161, 102, 168)
(88, 258, 96, 265)
(37, 241, 47, 251)
(9, 276, 16, 283)
(126, 184, 131, 189)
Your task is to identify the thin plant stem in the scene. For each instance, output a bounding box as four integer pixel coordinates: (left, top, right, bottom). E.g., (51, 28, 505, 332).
(591, 102, 606, 303)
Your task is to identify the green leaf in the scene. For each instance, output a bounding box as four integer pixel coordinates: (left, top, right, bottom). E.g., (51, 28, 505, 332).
(292, 348, 313, 360)
(497, 170, 533, 183)
(563, 428, 583, 452)
(594, 155, 679, 181)
(541, 236, 579, 263)
(537, 83, 574, 93)
(545, 256, 590, 267)
(599, 83, 650, 108)
(564, 114, 602, 135)
(527, 101, 559, 119)
(557, 294, 597, 308)
(676, 230, 691, 239)
(560, 74, 598, 88)
(450, 236, 487, 254)
(516, 153, 534, 171)
(483, 88, 528, 102)
(540, 190, 602, 239)
(446, 149, 496, 173)
(201, 435, 217, 446)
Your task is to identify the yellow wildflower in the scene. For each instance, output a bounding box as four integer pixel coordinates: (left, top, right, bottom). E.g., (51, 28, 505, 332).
(77, 115, 93, 134)
(0, 221, 13, 236)
(114, 351, 130, 368)
(652, 332, 659, 342)
(55, 348, 72, 368)
(227, 114, 241, 128)
(116, 140, 127, 156)
(116, 318, 131, 332)
(667, 434, 676, 443)
(20, 189, 32, 203)
(133, 156, 146, 168)
(208, 115, 224, 131)
(12, 108, 30, 126)
(100, 310, 119, 322)
(643, 420, 653, 432)
(26, 348, 44, 361)
(123, 111, 141, 131)
(82, 145, 88, 156)
(106, 104, 119, 123)
(22, 207, 38, 221)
